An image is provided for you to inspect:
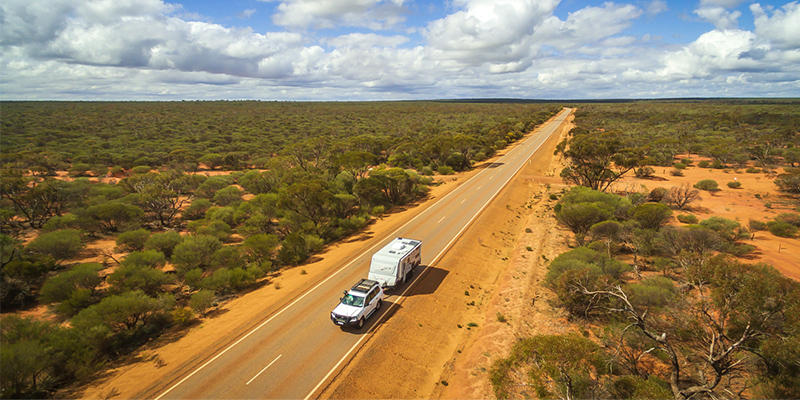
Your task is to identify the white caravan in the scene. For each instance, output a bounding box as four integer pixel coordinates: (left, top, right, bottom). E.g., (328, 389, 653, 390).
(368, 237, 422, 288)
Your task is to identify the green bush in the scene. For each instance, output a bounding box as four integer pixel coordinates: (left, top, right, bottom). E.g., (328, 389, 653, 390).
(711, 160, 725, 169)
(749, 219, 767, 231)
(727, 181, 742, 189)
(673, 162, 687, 170)
(776, 213, 800, 227)
(26, 229, 85, 265)
(694, 179, 720, 192)
(116, 229, 151, 252)
(681, 158, 694, 165)
(144, 231, 184, 258)
(421, 166, 434, 176)
(437, 165, 455, 175)
(669, 168, 683, 176)
(634, 166, 655, 178)
(698, 160, 710, 168)
(677, 214, 698, 224)
(39, 263, 104, 315)
(630, 203, 672, 230)
(767, 221, 799, 238)
(746, 167, 761, 173)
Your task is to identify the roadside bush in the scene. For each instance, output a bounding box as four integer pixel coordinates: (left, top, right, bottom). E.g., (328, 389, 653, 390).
(190, 289, 216, 316)
(171, 235, 223, 274)
(107, 256, 170, 296)
(677, 214, 698, 224)
(767, 221, 799, 238)
(115, 229, 150, 252)
(727, 181, 742, 189)
(421, 166, 434, 176)
(276, 233, 308, 266)
(694, 179, 720, 192)
(437, 165, 454, 175)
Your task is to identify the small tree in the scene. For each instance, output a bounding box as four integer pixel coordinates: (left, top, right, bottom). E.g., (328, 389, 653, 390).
(630, 203, 672, 230)
(189, 289, 216, 316)
(115, 229, 151, 252)
(694, 179, 720, 192)
(26, 229, 85, 266)
(666, 184, 701, 210)
(39, 263, 104, 315)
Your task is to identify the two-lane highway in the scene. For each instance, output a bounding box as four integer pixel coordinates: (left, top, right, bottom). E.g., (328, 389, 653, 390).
(150, 108, 571, 399)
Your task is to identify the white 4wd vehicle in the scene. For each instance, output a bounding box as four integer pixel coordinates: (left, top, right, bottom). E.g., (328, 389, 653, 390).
(330, 279, 384, 329)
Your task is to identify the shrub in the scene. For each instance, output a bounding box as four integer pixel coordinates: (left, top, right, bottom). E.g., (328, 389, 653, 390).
(437, 165, 454, 175)
(673, 162, 687, 170)
(115, 229, 151, 252)
(776, 213, 800, 227)
(648, 187, 669, 202)
(767, 221, 799, 238)
(727, 181, 742, 189)
(711, 160, 725, 169)
(634, 166, 655, 178)
(746, 167, 761, 173)
(182, 199, 212, 221)
(677, 214, 698, 224)
(26, 229, 85, 265)
(694, 179, 720, 192)
(39, 263, 104, 315)
(371, 205, 385, 215)
(698, 160, 710, 168)
(681, 158, 694, 165)
(172, 307, 194, 325)
(749, 219, 767, 231)
(630, 203, 672, 230)
(421, 166, 434, 176)
(669, 168, 683, 176)
(144, 231, 184, 258)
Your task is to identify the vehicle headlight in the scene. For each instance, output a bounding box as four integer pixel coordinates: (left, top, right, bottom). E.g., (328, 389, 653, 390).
(350, 317, 359, 322)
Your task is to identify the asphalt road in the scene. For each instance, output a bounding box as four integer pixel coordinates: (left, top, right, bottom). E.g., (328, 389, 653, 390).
(150, 108, 572, 399)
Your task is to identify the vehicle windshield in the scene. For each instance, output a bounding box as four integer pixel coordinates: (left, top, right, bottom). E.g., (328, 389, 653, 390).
(342, 293, 365, 307)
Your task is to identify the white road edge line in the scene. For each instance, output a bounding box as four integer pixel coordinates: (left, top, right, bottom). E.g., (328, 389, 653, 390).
(303, 109, 569, 400)
(246, 354, 282, 386)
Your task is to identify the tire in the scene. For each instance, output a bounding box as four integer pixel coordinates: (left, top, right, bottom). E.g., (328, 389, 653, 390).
(356, 317, 364, 329)
(376, 299, 382, 310)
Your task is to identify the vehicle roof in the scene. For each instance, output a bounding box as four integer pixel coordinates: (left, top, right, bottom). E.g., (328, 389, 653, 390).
(373, 237, 422, 260)
(350, 278, 380, 293)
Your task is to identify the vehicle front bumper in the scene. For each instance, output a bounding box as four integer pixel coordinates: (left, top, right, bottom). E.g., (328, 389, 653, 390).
(331, 313, 360, 326)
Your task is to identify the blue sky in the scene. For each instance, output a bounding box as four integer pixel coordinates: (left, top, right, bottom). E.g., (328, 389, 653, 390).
(1, 0, 798, 100)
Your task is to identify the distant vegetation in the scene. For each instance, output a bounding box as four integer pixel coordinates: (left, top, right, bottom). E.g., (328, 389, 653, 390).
(0, 100, 559, 398)
(493, 100, 800, 400)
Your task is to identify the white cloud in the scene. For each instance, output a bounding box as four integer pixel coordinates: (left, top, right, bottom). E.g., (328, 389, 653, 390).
(264, 0, 407, 30)
(424, 0, 558, 71)
(694, 6, 741, 29)
(237, 9, 257, 19)
(324, 33, 409, 48)
(646, 0, 667, 15)
(533, 2, 643, 52)
(751, 2, 800, 50)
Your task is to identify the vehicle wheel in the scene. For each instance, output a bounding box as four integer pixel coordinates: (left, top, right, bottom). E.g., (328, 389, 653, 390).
(406, 270, 413, 280)
(376, 299, 382, 310)
(356, 318, 364, 329)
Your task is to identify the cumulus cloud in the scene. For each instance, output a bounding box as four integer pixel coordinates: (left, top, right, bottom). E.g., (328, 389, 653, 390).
(533, 2, 643, 52)
(694, 6, 741, 29)
(751, 2, 800, 50)
(424, 0, 558, 71)
(263, 0, 407, 30)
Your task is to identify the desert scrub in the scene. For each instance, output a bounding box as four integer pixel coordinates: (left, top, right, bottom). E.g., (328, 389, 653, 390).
(694, 179, 719, 192)
(767, 221, 798, 238)
(677, 214, 698, 224)
(727, 181, 742, 189)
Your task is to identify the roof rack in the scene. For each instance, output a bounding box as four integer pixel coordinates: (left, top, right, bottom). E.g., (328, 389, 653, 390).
(351, 279, 378, 293)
